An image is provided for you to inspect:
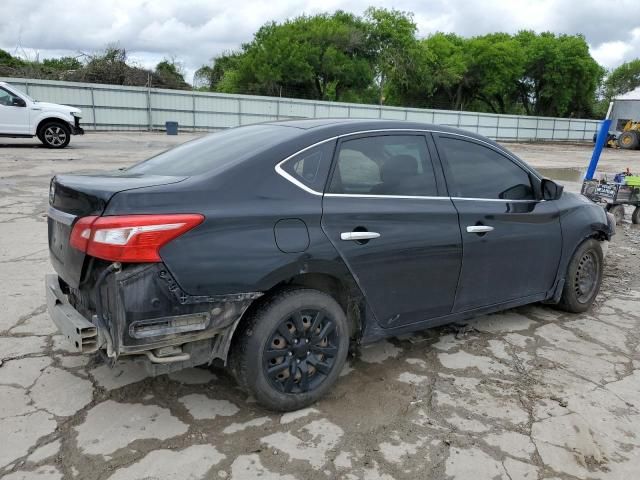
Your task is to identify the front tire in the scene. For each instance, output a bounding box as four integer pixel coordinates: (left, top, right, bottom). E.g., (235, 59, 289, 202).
(38, 121, 71, 148)
(617, 131, 639, 150)
(557, 239, 604, 313)
(229, 288, 349, 412)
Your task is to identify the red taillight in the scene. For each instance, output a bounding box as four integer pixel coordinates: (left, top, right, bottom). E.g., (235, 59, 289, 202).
(70, 214, 204, 263)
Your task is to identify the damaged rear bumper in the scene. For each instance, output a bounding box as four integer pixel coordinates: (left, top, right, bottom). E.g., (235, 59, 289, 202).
(45, 265, 261, 372)
(46, 274, 98, 353)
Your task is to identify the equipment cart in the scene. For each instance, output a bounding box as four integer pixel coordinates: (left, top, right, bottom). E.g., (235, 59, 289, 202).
(581, 177, 640, 224)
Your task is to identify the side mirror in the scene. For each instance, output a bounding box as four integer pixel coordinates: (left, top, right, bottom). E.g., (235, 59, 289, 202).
(541, 179, 563, 201)
(11, 97, 26, 107)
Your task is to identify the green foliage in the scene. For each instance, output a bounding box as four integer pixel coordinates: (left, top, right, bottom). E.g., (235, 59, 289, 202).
(0, 49, 26, 68)
(194, 52, 241, 90)
(514, 31, 604, 117)
(155, 58, 189, 89)
(227, 12, 374, 101)
(603, 59, 640, 99)
(364, 7, 418, 104)
(41, 56, 82, 71)
(195, 12, 604, 117)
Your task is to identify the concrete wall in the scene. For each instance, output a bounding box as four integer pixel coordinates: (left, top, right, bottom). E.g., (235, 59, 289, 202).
(1, 77, 601, 141)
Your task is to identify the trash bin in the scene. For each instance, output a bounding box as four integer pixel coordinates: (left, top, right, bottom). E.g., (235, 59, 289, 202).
(165, 121, 178, 135)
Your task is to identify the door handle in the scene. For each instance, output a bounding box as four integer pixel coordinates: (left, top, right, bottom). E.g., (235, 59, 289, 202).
(466, 225, 494, 234)
(340, 231, 381, 241)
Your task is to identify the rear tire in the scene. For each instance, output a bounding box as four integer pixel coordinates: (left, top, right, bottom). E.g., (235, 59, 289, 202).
(632, 207, 640, 225)
(556, 238, 603, 313)
(229, 288, 349, 412)
(38, 121, 71, 148)
(617, 131, 639, 150)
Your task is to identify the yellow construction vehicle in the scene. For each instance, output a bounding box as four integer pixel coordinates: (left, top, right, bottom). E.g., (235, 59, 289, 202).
(616, 120, 640, 149)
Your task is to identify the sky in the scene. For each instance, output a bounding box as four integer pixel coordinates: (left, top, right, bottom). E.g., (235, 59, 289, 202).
(1, 0, 639, 84)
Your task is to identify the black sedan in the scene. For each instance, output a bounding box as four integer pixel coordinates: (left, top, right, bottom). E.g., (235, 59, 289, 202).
(46, 119, 615, 411)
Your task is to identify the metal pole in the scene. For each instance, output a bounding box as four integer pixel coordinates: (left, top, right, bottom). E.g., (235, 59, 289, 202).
(90, 87, 97, 130)
(147, 88, 152, 131)
(192, 93, 196, 131)
(585, 102, 613, 180)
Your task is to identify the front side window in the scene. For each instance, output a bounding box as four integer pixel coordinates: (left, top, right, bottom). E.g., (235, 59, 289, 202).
(438, 137, 535, 200)
(0, 88, 22, 107)
(328, 135, 438, 196)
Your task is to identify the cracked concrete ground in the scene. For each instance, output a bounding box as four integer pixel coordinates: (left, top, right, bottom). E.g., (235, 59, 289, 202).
(1, 133, 639, 480)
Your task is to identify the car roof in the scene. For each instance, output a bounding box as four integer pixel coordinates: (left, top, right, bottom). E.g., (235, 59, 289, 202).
(266, 118, 492, 143)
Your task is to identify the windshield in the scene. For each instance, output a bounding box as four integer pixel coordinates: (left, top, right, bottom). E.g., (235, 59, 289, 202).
(125, 124, 300, 176)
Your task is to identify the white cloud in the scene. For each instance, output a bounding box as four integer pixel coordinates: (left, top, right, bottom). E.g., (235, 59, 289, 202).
(1, 0, 639, 83)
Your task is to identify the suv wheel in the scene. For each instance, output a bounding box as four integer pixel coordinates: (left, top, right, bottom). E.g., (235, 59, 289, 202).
(38, 121, 71, 148)
(230, 288, 349, 411)
(556, 238, 603, 313)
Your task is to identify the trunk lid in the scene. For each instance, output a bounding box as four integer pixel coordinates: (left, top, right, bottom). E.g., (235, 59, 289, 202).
(48, 173, 186, 288)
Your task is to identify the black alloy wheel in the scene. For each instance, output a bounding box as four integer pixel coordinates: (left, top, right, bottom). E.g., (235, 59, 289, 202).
(230, 288, 349, 411)
(263, 308, 339, 394)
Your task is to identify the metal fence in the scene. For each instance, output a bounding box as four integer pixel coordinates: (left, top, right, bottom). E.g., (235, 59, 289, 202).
(1, 77, 600, 141)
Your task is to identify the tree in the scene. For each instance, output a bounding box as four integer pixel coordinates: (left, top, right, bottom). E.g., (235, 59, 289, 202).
(364, 7, 418, 105)
(155, 58, 189, 89)
(194, 52, 242, 90)
(210, 12, 375, 101)
(515, 31, 603, 117)
(603, 59, 640, 99)
(462, 34, 525, 114)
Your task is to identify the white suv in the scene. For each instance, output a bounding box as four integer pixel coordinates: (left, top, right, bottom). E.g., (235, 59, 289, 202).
(0, 82, 83, 148)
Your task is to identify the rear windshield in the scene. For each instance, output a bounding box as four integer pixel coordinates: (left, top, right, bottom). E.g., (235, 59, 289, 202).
(125, 124, 299, 176)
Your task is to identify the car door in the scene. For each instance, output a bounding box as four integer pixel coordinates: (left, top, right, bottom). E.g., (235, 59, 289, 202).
(0, 87, 30, 134)
(321, 133, 462, 328)
(434, 134, 562, 312)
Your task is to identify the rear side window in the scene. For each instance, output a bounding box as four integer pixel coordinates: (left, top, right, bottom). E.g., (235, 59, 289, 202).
(328, 135, 438, 196)
(126, 125, 299, 176)
(438, 137, 535, 200)
(279, 141, 335, 193)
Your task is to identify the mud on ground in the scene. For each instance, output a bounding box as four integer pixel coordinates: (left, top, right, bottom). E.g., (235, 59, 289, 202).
(1, 133, 640, 480)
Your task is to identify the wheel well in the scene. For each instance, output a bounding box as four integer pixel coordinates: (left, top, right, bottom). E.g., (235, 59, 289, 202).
(592, 230, 609, 242)
(238, 273, 362, 340)
(36, 118, 69, 136)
